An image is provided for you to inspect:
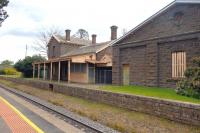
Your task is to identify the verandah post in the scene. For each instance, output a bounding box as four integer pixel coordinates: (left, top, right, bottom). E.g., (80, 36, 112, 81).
(68, 60, 70, 83)
(58, 61, 61, 82)
(43, 63, 46, 80)
(50, 62, 53, 81)
(33, 64, 35, 79)
(38, 64, 40, 79)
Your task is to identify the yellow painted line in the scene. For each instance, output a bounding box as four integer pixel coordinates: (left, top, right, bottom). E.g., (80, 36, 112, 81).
(0, 96, 44, 133)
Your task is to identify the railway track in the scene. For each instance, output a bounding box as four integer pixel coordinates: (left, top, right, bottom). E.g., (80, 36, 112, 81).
(0, 84, 119, 133)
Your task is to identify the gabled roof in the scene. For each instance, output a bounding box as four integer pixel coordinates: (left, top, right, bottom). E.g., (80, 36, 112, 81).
(112, 0, 200, 45)
(52, 35, 92, 46)
(61, 41, 112, 57)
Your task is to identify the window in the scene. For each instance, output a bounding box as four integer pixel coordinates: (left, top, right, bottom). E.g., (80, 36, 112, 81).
(71, 63, 86, 73)
(52, 46, 55, 57)
(172, 52, 186, 78)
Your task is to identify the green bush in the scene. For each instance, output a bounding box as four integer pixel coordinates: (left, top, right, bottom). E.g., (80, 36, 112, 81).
(193, 57, 200, 67)
(1, 67, 22, 77)
(14, 55, 46, 78)
(176, 57, 200, 99)
(0, 70, 3, 75)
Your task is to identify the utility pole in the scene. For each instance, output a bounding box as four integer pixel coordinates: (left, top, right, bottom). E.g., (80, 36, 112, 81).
(25, 44, 28, 57)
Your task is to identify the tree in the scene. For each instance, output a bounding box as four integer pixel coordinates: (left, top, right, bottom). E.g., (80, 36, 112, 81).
(0, 0, 9, 26)
(33, 26, 61, 56)
(0, 59, 13, 70)
(176, 57, 200, 99)
(72, 29, 89, 40)
(2, 67, 21, 76)
(122, 28, 128, 35)
(14, 55, 46, 78)
(0, 60, 21, 76)
(0, 60, 13, 66)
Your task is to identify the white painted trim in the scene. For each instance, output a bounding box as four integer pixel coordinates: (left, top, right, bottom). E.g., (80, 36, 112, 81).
(38, 64, 40, 79)
(176, 0, 200, 4)
(52, 35, 61, 43)
(33, 65, 35, 79)
(68, 61, 71, 83)
(96, 40, 115, 53)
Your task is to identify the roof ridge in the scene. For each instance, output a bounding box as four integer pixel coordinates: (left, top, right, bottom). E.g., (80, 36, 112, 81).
(61, 41, 110, 57)
(176, 0, 200, 3)
(53, 34, 92, 46)
(55, 34, 92, 41)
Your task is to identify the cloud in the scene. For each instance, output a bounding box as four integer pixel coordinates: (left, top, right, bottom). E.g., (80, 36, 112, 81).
(0, 0, 174, 62)
(8, 0, 46, 22)
(0, 28, 37, 37)
(0, 35, 35, 62)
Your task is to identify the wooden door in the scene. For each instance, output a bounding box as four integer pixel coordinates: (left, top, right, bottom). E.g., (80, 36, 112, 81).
(123, 64, 130, 85)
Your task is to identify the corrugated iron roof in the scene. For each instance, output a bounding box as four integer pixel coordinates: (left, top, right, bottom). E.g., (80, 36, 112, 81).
(61, 41, 112, 57)
(53, 35, 92, 46)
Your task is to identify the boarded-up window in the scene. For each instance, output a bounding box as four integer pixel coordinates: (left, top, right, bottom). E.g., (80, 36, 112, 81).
(172, 52, 186, 78)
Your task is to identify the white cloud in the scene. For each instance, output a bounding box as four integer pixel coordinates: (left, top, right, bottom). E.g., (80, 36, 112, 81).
(0, 35, 35, 62)
(0, 0, 173, 62)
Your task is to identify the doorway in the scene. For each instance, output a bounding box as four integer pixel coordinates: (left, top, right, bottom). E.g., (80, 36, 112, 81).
(88, 63, 95, 83)
(123, 64, 130, 85)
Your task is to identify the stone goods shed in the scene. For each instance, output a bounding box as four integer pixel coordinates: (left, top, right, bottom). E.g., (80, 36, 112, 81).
(112, 0, 200, 88)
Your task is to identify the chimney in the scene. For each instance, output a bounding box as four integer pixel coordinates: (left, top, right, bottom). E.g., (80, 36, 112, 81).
(92, 34, 97, 45)
(65, 29, 71, 41)
(110, 25, 118, 40)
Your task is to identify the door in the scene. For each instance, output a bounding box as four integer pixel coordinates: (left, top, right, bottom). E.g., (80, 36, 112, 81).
(60, 62, 68, 81)
(88, 64, 95, 84)
(123, 64, 130, 85)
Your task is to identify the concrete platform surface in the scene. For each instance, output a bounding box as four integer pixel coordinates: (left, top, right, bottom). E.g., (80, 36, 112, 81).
(0, 86, 84, 133)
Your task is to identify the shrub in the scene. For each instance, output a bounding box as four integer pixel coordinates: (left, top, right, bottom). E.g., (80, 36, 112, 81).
(14, 55, 46, 78)
(1, 67, 22, 77)
(0, 70, 3, 75)
(176, 57, 200, 99)
(193, 57, 200, 67)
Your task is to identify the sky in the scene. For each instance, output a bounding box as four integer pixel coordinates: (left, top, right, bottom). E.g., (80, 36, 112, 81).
(0, 0, 173, 63)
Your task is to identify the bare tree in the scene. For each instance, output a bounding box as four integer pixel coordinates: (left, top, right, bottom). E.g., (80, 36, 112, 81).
(33, 26, 61, 57)
(122, 28, 128, 35)
(0, 0, 9, 26)
(72, 29, 89, 40)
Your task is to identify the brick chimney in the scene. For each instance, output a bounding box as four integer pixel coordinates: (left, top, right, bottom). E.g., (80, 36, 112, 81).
(110, 25, 118, 40)
(65, 29, 71, 41)
(92, 34, 97, 45)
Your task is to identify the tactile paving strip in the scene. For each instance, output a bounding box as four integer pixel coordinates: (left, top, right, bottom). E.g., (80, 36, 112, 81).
(0, 97, 37, 133)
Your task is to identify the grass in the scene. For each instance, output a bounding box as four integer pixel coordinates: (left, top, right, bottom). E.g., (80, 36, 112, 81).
(0, 74, 22, 78)
(24, 77, 200, 104)
(100, 85, 200, 104)
(2, 76, 200, 103)
(0, 79, 200, 133)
